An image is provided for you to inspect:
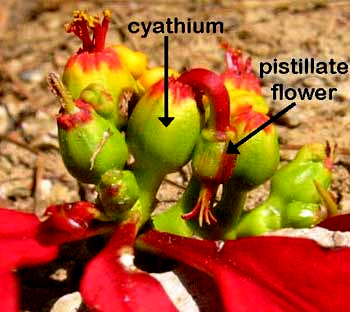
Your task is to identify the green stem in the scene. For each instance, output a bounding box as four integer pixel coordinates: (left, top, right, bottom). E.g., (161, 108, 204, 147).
(152, 177, 248, 240)
(130, 164, 167, 228)
(152, 176, 202, 237)
(216, 179, 248, 231)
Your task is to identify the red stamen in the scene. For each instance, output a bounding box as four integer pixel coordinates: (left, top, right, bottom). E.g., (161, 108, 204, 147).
(221, 42, 262, 94)
(221, 42, 243, 72)
(66, 15, 93, 53)
(182, 202, 201, 220)
(93, 24, 103, 52)
(324, 141, 334, 171)
(245, 57, 253, 73)
(79, 20, 93, 52)
(66, 10, 111, 53)
(99, 10, 111, 52)
(182, 187, 217, 227)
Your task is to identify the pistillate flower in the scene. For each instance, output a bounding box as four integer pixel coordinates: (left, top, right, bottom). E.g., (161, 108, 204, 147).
(178, 69, 236, 226)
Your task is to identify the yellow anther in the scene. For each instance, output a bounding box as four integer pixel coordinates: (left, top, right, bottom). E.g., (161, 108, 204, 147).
(103, 9, 112, 20)
(70, 10, 99, 28)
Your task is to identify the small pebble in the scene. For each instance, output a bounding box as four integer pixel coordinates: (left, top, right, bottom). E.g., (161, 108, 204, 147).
(19, 68, 44, 83)
(50, 268, 67, 282)
(50, 292, 82, 312)
(302, 76, 325, 88)
(335, 82, 350, 102)
(0, 106, 10, 135)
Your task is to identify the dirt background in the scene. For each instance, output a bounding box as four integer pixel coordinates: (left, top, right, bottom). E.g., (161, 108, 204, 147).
(0, 0, 350, 311)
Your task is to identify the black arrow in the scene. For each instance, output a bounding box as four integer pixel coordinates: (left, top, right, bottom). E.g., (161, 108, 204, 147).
(158, 36, 174, 127)
(227, 102, 297, 154)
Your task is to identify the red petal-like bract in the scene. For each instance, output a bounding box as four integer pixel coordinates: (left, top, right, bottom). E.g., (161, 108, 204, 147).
(0, 208, 59, 268)
(37, 201, 115, 245)
(0, 270, 19, 312)
(80, 221, 178, 312)
(318, 214, 350, 232)
(0, 207, 40, 238)
(0, 208, 59, 312)
(139, 230, 350, 312)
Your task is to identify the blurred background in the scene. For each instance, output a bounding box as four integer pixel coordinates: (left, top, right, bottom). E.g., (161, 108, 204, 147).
(0, 0, 349, 219)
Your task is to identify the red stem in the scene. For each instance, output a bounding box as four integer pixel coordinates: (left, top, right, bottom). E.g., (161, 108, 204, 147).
(178, 68, 230, 133)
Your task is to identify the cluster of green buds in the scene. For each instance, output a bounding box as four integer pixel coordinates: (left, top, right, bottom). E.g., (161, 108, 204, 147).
(49, 10, 334, 240)
(231, 143, 334, 238)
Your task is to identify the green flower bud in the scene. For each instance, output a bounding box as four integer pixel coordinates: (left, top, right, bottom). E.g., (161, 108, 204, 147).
(80, 83, 114, 119)
(232, 143, 333, 237)
(282, 201, 320, 228)
(63, 10, 140, 129)
(111, 44, 148, 79)
(58, 106, 128, 184)
(214, 107, 279, 236)
(208, 50, 278, 235)
(97, 169, 140, 219)
(48, 73, 128, 184)
(127, 78, 201, 174)
(229, 202, 281, 238)
(230, 107, 279, 189)
(270, 143, 332, 204)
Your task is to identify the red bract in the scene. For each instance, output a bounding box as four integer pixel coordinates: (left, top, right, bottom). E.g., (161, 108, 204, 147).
(318, 214, 350, 231)
(80, 220, 177, 312)
(139, 229, 350, 312)
(0, 208, 59, 312)
(38, 203, 176, 311)
(37, 201, 115, 245)
(1, 205, 176, 311)
(4, 202, 350, 312)
(1, 271, 18, 311)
